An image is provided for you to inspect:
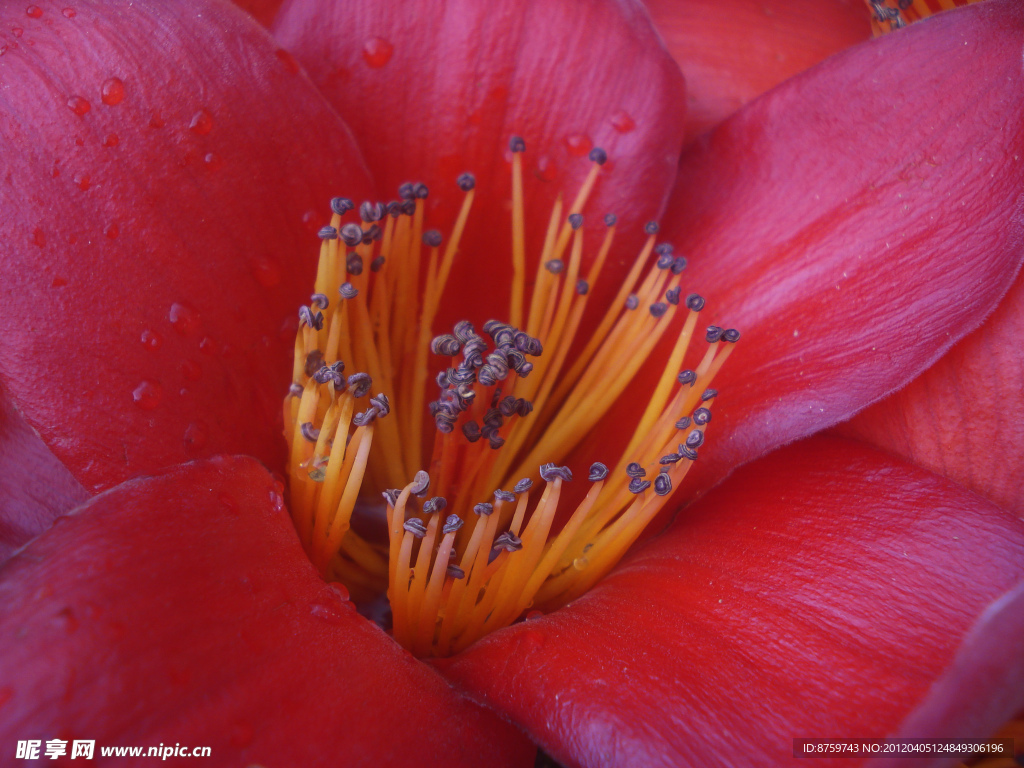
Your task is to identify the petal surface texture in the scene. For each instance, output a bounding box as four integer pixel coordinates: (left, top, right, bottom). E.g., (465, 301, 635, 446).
(660, 0, 1024, 496)
(0, 456, 534, 767)
(441, 436, 1024, 768)
(645, 0, 870, 140)
(273, 0, 687, 323)
(839, 273, 1024, 516)
(0, 0, 374, 493)
(0, 391, 87, 561)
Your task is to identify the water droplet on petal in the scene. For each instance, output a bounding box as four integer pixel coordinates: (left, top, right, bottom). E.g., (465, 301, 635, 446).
(168, 302, 199, 336)
(51, 276, 67, 288)
(535, 155, 558, 182)
(218, 491, 239, 515)
(610, 109, 635, 133)
(103, 222, 118, 239)
(62, 7, 76, 18)
(188, 108, 213, 135)
(362, 37, 393, 68)
(148, 113, 165, 129)
(100, 76, 124, 106)
(183, 421, 208, 452)
(301, 209, 318, 233)
(12, 28, 24, 38)
(26, 6, 42, 18)
(310, 601, 345, 625)
(250, 255, 281, 288)
(30, 227, 45, 247)
(140, 329, 162, 351)
(203, 152, 223, 171)
(275, 48, 299, 74)
(525, 610, 544, 620)
(564, 133, 592, 157)
(132, 380, 162, 410)
(66, 95, 90, 116)
(573, 555, 589, 570)
(328, 582, 350, 602)
(180, 359, 202, 381)
(102, 132, 119, 147)
(198, 336, 216, 355)
(73, 172, 90, 191)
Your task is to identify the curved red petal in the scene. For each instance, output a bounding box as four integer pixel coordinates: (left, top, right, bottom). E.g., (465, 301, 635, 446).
(0, 390, 87, 562)
(659, 0, 1024, 499)
(233, 0, 283, 27)
(0, 456, 534, 767)
(440, 437, 1024, 767)
(837, 272, 1024, 516)
(646, 0, 871, 140)
(0, 0, 374, 493)
(886, 579, 1024, 768)
(273, 0, 686, 324)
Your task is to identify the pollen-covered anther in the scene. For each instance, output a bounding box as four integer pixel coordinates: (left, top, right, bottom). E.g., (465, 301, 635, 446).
(282, 138, 738, 656)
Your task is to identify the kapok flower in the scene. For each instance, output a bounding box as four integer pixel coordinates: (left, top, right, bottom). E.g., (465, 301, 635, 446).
(283, 143, 735, 656)
(0, 0, 1022, 766)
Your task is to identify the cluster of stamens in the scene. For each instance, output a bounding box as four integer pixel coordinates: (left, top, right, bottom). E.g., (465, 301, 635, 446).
(283, 137, 739, 655)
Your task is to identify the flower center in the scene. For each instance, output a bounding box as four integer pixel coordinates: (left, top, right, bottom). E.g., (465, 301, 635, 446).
(283, 138, 738, 657)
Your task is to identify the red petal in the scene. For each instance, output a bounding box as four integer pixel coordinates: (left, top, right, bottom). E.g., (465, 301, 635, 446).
(659, 0, 1024, 499)
(273, 0, 687, 324)
(838, 272, 1024, 516)
(0, 0, 373, 493)
(440, 437, 1024, 767)
(646, 0, 871, 140)
(0, 390, 87, 562)
(233, 0, 283, 27)
(890, 579, 1024, 768)
(0, 456, 534, 767)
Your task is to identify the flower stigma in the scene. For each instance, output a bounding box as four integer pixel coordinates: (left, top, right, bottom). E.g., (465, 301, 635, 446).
(283, 138, 738, 657)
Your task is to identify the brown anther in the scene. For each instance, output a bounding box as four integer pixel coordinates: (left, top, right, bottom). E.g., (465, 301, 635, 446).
(693, 407, 712, 426)
(474, 502, 494, 516)
(628, 477, 651, 494)
(410, 470, 431, 496)
(701, 388, 718, 402)
(588, 147, 607, 165)
(626, 462, 646, 478)
(300, 422, 320, 442)
(442, 514, 463, 534)
(330, 197, 353, 215)
(677, 370, 696, 387)
(304, 350, 325, 377)
(403, 518, 428, 538)
(588, 462, 609, 481)
(493, 531, 523, 552)
(539, 464, 572, 482)
(457, 172, 476, 192)
(653, 472, 673, 496)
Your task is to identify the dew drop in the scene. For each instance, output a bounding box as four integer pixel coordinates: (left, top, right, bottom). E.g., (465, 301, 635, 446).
(148, 113, 165, 129)
(26, 6, 42, 18)
(519, 628, 545, 651)
(51, 276, 67, 288)
(301, 209, 319, 233)
(535, 155, 558, 182)
(103, 222, 118, 239)
(188, 108, 213, 135)
(198, 336, 216, 355)
(183, 421, 209, 452)
(180, 359, 202, 382)
(611, 109, 635, 133)
(62, 7, 76, 18)
(361, 37, 394, 68)
(132, 379, 162, 410)
(140, 329, 162, 350)
(203, 152, 223, 171)
(309, 601, 346, 625)
(102, 132, 119, 147)
(100, 76, 124, 106)
(572, 555, 589, 570)
(168, 301, 200, 336)
(12, 27, 24, 37)
(250, 254, 281, 288)
(525, 610, 544, 621)
(564, 133, 592, 157)
(218, 491, 239, 515)
(73, 172, 90, 191)
(275, 48, 299, 74)
(328, 582, 350, 602)
(50, 163, 59, 178)
(30, 227, 45, 247)
(66, 95, 90, 116)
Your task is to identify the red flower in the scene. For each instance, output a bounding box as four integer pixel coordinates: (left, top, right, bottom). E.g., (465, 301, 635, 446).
(0, 1, 1022, 766)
